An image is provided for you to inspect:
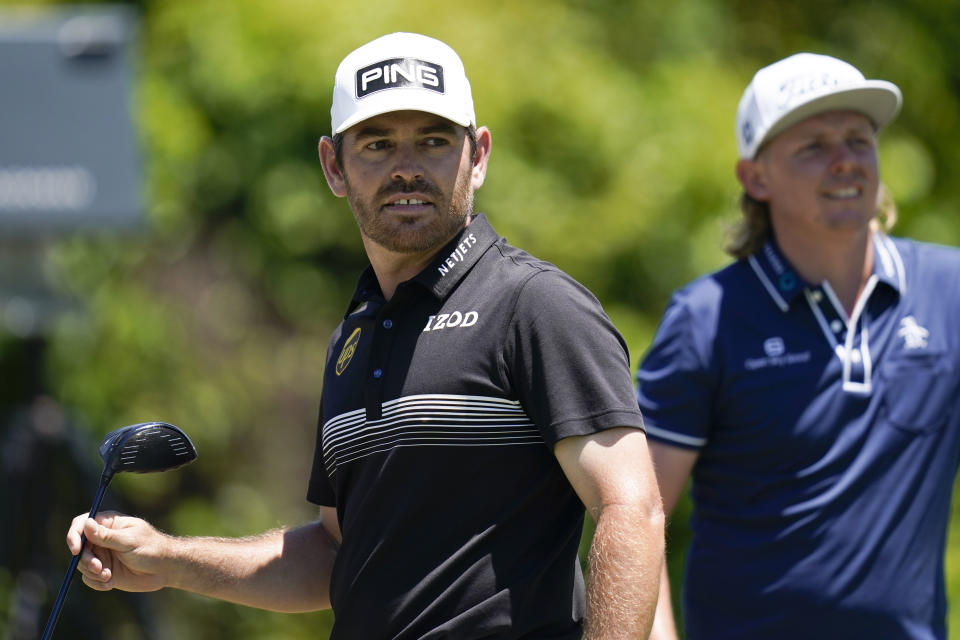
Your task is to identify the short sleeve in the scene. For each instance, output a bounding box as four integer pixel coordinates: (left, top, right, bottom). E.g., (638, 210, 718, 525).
(635, 292, 716, 450)
(505, 270, 645, 445)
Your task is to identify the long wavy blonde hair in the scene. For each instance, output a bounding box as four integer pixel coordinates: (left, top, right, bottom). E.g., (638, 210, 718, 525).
(725, 183, 898, 259)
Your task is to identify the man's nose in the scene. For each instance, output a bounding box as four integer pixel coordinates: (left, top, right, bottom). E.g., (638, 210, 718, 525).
(828, 142, 860, 176)
(391, 143, 424, 183)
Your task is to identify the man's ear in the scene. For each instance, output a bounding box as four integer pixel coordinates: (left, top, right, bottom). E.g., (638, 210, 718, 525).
(470, 126, 492, 191)
(735, 158, 770, 201)
(319, 136, 347, 198)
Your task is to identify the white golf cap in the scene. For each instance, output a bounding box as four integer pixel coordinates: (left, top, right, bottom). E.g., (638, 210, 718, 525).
(736, 53, 902, 159)
(330, 32, 476, 135)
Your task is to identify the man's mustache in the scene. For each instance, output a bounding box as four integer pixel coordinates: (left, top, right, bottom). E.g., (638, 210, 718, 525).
(377, 178, 442, 200)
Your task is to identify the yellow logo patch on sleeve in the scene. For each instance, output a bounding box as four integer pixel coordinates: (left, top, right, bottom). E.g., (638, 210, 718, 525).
(336, 327, 362, 376)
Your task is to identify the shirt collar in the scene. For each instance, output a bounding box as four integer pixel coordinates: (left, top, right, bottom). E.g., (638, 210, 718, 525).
(410, 213, 500, 299)
(871, 232, 908, 293)
(343, 266, 382, 319)
(343, 213, 500, 317)
(748, 231, 906, 313)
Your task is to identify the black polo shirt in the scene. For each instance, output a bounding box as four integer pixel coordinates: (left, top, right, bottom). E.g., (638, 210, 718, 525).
(308, 214, 644, 639)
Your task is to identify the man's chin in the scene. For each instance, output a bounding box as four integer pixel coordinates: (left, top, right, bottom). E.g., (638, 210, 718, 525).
(366, 225, 458, 254)
(822, 209, 874, 231)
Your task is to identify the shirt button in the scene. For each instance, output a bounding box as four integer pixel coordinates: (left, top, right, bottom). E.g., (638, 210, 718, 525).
(830, 320, 844, 333)
(850, 350, 862, 363)
(382, 319, 393, 329)
(810, 290, 823, 303)
(373, 368, 383, 379)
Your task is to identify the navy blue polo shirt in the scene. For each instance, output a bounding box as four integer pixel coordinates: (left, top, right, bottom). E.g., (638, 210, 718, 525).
(637, 233, 960, 639)
(309, 214, 644, 639)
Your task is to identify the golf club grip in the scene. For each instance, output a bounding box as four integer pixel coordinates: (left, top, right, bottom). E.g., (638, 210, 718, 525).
(41, 480, 110, 640)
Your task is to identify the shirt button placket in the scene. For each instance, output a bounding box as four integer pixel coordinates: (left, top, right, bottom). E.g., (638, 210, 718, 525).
(366, 316, 396, 419)
(363, 316, 391, 420)
(375, 318, 394, 380)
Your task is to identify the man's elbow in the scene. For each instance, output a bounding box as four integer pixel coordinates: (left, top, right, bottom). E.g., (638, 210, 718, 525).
(595, 490, 665, 543)
(633, 492, 666, 544)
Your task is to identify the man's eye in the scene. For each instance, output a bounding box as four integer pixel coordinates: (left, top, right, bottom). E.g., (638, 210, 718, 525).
(365, 140, 390, 151)
(423, 137, 449, 147)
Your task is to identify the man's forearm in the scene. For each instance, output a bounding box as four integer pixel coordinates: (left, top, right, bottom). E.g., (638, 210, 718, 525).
(583, 502, 665, 639)
(648, 559, 680, 640)
(166, 521, 337, 612)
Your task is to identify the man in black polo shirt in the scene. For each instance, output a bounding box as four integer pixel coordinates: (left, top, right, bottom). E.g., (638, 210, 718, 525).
(65, 32, 664, 638)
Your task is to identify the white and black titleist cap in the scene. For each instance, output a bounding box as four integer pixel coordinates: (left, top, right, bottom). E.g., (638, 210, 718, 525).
(331, 32, 476, 135)
(736, 52, 902, 159)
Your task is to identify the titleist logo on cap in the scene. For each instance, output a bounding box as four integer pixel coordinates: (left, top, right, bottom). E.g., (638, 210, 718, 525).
(355, 58, 445, 98)
(775, 73, 850, 108)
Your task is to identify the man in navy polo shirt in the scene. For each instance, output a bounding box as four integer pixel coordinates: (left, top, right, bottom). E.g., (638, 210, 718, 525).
(65, 33, 665, 638)
(639, 53, 960, 640)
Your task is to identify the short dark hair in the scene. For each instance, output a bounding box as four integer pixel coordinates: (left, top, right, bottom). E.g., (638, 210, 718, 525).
(332, 124, 478, 171)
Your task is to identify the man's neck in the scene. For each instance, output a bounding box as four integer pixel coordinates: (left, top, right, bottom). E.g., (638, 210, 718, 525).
(362, 239, 439, 301)
(772, 225, 874, 316)
(361, 216, 474, 301)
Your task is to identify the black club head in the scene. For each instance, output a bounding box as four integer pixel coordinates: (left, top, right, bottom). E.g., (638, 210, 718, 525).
(41, 421, 198, 640)
(98, 422, 198, 481)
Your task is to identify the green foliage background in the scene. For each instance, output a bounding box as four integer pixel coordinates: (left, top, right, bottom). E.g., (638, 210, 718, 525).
(2, 0, 959, 637)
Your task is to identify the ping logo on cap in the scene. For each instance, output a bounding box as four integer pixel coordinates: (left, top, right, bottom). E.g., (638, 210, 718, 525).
(356, 58, 445, 98)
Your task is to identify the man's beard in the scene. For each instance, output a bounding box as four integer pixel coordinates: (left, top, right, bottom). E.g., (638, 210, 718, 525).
(346, 163, 474, 254)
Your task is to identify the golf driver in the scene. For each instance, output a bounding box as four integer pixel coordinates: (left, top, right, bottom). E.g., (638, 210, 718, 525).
(41, 421, 198, 640)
